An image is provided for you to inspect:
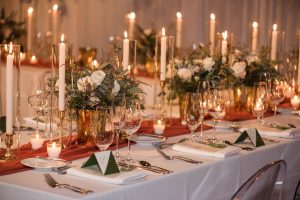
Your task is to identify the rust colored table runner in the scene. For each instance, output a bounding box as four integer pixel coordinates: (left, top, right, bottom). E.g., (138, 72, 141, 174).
(0, 104, 286, 176)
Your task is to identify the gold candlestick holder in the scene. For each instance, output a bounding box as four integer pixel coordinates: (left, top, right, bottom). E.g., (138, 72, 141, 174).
(59, 110, 65, 149)
(0, 133, 16, 160)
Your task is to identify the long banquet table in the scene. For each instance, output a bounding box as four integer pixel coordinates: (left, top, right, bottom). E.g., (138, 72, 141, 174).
(0, 113, 300, 200)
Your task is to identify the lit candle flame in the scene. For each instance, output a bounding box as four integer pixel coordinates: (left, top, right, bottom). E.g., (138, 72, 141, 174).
(252, 21, 258, 28)
(158, 120, 162, 125)
(52, 142, 56, 148)
(27, 7, 33, 15)
(128, 12, 136, 20)
(53, 4, 58, 11)
(222, 31, 227, 40)
(273, 24, 277, 31)
(124, 31, 128, 39)
(210, 13, 215, 20)
(176, 12, 182, 19)
(60, 34, 65, 42)
(162, 27, 166, 36)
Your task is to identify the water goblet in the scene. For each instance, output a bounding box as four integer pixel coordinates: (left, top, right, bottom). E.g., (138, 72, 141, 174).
(269, 80, 285, 124)
(185, 93, 201, 140)
(122, 99, 142, 162)
(94, 107, 114, 151)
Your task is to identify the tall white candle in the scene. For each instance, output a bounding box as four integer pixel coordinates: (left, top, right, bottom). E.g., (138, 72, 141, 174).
(59, 34, 65, 111)
(122, 31, 129, 70)
(271, 24, 278, 61)
(6, 43, 13, 134)
(252, 21, 258, 54)
(27, 7, 33, 54)
(160, 28, 167, 81)
(298, 30, 300, 85)
(176, 12, 183, 49)
(52, 4, 59, 44)
(209, 13, 216, 55)
(128, 12, 135, 40)
(221, 31, 228, 56)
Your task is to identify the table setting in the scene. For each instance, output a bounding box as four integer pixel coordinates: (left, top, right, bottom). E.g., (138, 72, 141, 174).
(1, 2, 300, 200)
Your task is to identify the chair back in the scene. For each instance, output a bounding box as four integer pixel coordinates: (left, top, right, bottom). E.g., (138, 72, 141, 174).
(232, 160, 287, 200)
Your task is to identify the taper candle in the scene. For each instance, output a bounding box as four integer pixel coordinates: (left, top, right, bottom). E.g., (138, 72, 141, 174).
(271, 24, 278, 61)
(221, 31, 228, 56)
(128, 12, 135, 40)
(252, 21, 258, 54)
(176, 12, 183, 49)
(6, 43, 13, 134)
(160, 28, 167, 81)
(59, 34, 65, 111)
(122, 31, 129, 70)
(209, 13, 216, 55)
(27, 7, 33, 54)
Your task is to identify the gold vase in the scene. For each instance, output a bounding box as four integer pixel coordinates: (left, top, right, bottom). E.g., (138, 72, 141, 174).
(76, 109, 95, 145)
(233, 86, 255, 112)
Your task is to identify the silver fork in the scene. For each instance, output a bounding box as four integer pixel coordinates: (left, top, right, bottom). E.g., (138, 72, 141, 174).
(155, 148, 202, 164)
(43, 173, 93, 194)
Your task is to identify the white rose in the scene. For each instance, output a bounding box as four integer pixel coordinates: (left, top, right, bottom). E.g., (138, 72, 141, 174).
(246, 55, 258, 63)
(112, 80, 120, 96)
(77, 76, 92, 91)
(232, 61, 247, 79)
(90, 70, 106, 86)
(194, 59, 203, 65)
(177, 68, 192, 82)
(203, 57, 215, 71)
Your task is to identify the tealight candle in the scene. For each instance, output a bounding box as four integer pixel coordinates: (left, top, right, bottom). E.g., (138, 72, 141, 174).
(153, 120, 165, 135)
(30, 55, 38, 64)
(47, 142, 62, 158)
(286, 86, 294, 98)
(291, 95, 300, 110)
(30, 133, 44, 150)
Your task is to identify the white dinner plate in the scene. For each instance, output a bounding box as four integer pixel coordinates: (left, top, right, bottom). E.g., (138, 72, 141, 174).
(21, 157, 68, 169)
(204, 120, 235, 129)
(128, 134, 166, 146)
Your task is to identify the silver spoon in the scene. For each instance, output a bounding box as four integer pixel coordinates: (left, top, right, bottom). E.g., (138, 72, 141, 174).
(139, 160, 173, 174)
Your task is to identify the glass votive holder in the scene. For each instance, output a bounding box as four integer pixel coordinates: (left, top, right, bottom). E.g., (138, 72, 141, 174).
(30, 133, 45, 150)
(153, 119, 165, 134)
(291, 95, 300, 111)
(47, 142, 62, 158)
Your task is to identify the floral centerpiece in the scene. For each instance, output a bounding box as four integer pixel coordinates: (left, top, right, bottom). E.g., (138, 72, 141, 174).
(63, 50, 143, 145)
(167, 44, 280, 114)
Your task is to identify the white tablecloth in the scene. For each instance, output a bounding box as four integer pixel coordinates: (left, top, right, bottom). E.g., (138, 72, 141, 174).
(0, 114, 300, 200)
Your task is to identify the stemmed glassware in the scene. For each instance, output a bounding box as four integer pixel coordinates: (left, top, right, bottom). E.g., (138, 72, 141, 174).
(185, 93, 201, 140)
(252, 82, 269, 124)
(111, 95, 126, 159)
(94, 107, 114, 151)
(198, 92, 208, 139)
(269, 79, 285, 124)
(122, 99, 142, 162)
(208, 88, 225, 138)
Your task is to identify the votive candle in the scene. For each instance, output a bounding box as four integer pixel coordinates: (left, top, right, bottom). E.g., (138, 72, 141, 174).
(47, 142, 62, 158)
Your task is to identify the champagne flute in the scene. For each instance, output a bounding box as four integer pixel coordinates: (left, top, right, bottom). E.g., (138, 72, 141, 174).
(208, 88, 225, 138)
(122, 99, 142, 162)
(185, 93, 201, 140)
(111, 94, 126, 159)
(94, 107, 114, 151)
(269, 80, 285, 124)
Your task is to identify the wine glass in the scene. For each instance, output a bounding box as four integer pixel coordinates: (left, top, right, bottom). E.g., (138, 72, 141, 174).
(199, 92, 208, 139)
(208, 88, 225, 138)
(122, 99, 142, 162)
(28, 92, 50, 134)
(252, 82, 268, 124)
(269, 80, 285, 124)
(111, 94, 126, 159)
(185, 93, 201, 140)
(94, 107, 114, 151)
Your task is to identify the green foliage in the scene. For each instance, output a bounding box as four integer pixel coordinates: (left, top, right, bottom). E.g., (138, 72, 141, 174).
(0, 8, 26, 44)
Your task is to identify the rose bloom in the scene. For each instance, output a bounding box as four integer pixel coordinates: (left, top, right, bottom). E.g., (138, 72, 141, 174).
(203, 57, 215, 71)
(177, 68, 192, 82)
(91, 70, 106, 86)
(112, 80, 120, 96)
(77, 76, 92, 91)
(231, 61, 246, 79)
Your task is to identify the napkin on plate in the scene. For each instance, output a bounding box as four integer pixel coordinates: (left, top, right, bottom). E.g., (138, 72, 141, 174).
(240, 126, 300, 139)
(172, 141, 241, 159)
(67, 166, 148, 185)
